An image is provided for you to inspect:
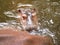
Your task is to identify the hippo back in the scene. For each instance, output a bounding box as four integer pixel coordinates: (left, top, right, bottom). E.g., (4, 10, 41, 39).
(0, 28, 54, 45)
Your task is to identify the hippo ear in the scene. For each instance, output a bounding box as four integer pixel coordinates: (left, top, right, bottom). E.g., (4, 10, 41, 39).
(32, 8, 36, 16)
(16, 9, 22, 13)
(32, 8, 36, 12)
(18, 10, 21, 13)
(33, 8, 36, 11)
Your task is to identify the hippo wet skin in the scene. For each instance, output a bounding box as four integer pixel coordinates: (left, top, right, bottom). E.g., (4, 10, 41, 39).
(0, 28, 54, 45)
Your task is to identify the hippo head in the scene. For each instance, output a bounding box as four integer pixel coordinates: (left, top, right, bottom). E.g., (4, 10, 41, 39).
(17, 8, 38, 31)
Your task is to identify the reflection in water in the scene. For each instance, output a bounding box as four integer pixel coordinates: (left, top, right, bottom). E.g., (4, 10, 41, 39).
(17, 3, 32, 7)
(4, 11, 18, 18)
(50, 19, 54, 24)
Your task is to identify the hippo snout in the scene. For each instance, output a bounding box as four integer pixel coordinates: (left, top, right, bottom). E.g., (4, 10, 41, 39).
(25, 25, 37, 32)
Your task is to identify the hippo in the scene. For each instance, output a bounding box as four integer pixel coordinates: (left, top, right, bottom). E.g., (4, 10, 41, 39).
(0, 5, 54, 45)
(16, 8, 38, 31)
(0, 28, 54, 45)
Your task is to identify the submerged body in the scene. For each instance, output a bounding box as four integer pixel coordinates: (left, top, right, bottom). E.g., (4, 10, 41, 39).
(0, 28, 53, 45)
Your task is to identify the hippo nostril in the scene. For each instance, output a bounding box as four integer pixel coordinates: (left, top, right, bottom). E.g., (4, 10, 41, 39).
(22, 16, 27, 20)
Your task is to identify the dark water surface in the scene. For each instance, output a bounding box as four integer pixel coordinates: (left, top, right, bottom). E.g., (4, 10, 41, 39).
(0, 0, 60, 45)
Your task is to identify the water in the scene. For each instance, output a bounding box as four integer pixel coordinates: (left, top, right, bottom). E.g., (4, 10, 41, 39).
(0, 0, 60, 45)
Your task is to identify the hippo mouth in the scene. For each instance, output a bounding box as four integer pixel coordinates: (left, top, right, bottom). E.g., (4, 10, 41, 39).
(25, 25, 37, 32)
